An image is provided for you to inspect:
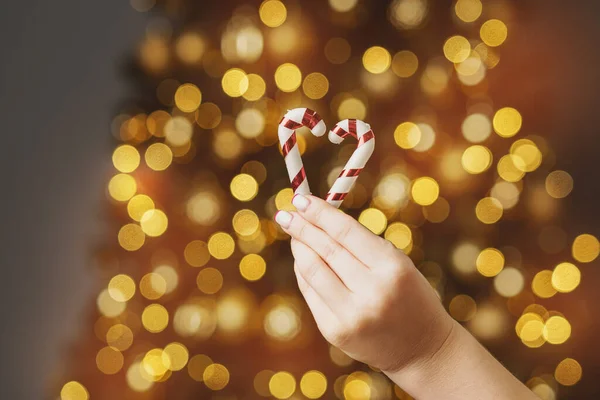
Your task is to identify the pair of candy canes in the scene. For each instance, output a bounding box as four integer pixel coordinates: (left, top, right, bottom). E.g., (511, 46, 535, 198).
(278, 108, 375, 209)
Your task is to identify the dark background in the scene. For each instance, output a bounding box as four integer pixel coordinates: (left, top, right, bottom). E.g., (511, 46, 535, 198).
(0, 1, 599, 398)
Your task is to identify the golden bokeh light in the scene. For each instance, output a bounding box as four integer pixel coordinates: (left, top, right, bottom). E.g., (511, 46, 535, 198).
(196, 102, 222, 129)
(510, 140, 542, 172)
(222, 68, 250, 97)
(241, 161, 267, 185)
(543, 316, 571, 344)
(337, 97, 367, 120)
(493, 267, 524, 297)
(127, 194, 155, 221)
(108, 274, 136, 302)
(411, 177, 439, 206)
(275, 63, 302, 92)
(531, 270, 557, 299)
(118, 223, 145, 251)
(303, 72, 330, 100)
(236, 108, 265, 139)
(476, 248, 504, 277)
(208, 232, 236, 259)
(475, 197, 503, 224)
(462, 113, 491, 143)
(187, 191, 221, 226)
(184, 240, 211, 267)
(106, 324, 133, 351)
(480, 19, 508, 47)
(497, 155, 525, 182)
(126, 361, 153, 392)
(362, 46, 392, 74)
(142, 303, 169, 333)
(163, 342, 189, 371)
(412, 123, 436, 152)
(112, 145, 140, 173)
(145, 143, 173, 171)
(233, 209, 260, 237)
(188, 354, 213, 382)
(461, 145, 492, 174)
(174, 83, 202, 113)
(139, 272, 167, 300)
(358, 208, 388, 235)
(449, 294, 477, 322)
(325, 38, 351, 64)
(391, 50, 419, 78)
(443, 35, 471, 63)
(60, 381, 89, 400)
(269, 371, 296, 399)
(97, 289, 126, 318)
(197, 267, 224, 294)
(454, 0, 482, 23)
(175, 32, 205, 64)
(551, 262, 581, 293)
(164, 116, 193, 146)
(572, 233, 599, 263)
(231, 173, 259, 201)
(423, 197, 451, 223)
(259, 0, 287, 28)
(555, 358, 582, 386)
(329, 0, 358, 12)
(140, 209, 168, 237)
(240, 254, 267, 281)
(204, 363, 230, 390)
(394, 122, 421, 149)
(300, 370, 328, 399)
(96, 346, 124, 375)
(545, 170, 574, 199)
(385, 222, 412, 252)
(243, 74, 267, 101)
(493, 107, 522, 138)
(108, 173, 137, 202)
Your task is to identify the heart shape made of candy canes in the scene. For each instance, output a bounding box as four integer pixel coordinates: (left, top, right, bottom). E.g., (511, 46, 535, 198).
(278, 108, 375, 208)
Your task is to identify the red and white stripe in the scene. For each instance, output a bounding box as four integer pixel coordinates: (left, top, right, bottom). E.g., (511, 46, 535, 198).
(278, 108, 326, 195)
(325, 119, 375, 208)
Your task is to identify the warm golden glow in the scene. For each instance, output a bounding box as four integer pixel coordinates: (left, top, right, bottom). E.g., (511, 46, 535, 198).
(363, 46, 392, 74)
(118, 223, 145, 251)
(208, 232, 236, 259)
(108, 174, 137, 202)
(240, 254, 267, 281)
(112, 145, 140, 173)
(394, 122, 421, 149)
(300, 370, 328, 399)
(572, 233, 599, 263)
(145, 143, 173, 171)
(204, 363, 230, 390)
(555, 358, 582, 386)
(358, 208, 388, 235)
(231, 173, 259, 201)
(270, 371, 296, 399)
(174, 83, 202, 113)
(142, 303, 169, 333)
(391, 50, 419, 77)
(480, 19, 508, 47)
(551, 262, 581, 293)
(196, 267, 224, 294)
(455, 0, 482, 23)
(60, 381, 89, 400)
(476, 248, 504, 277)
(259, 0, 287, 28)
(222, 68, 249, 97)
(411, 177, 439, 206)
(476, 197, 503, 224)
(443, 35, 471, 63)
(303, 72, 330, 100)
(493, 107, 522, 138)
(184, 240, 211, 267)
(140, 209, 168, 237)
(545, 170, 574, 199)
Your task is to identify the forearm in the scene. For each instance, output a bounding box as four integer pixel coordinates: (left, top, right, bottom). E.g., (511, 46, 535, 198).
(385, 321, 537, 400)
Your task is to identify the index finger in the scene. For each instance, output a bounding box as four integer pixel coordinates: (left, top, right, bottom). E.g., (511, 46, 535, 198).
(291, 194, 391, 267)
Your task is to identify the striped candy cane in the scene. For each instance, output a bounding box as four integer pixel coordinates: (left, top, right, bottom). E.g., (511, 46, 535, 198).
(325, 119, 375, 208)
(278, 108, 327, 195)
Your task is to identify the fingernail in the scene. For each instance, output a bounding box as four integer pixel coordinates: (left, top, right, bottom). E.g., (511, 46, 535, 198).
(292, 194, 310, 212)
(274, 210, 293, 228)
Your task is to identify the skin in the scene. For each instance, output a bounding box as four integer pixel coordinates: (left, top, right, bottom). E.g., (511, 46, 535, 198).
(275, 194, 538, 400)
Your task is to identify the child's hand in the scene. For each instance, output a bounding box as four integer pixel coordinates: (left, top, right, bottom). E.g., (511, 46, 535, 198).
(274, 194, 455, 373)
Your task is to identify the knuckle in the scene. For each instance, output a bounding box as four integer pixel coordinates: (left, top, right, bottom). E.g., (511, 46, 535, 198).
(311, 204, 326, 224)
(324, 325, 350, 348)
(321, 240, 342, 264)
(332, 220, 353, 243)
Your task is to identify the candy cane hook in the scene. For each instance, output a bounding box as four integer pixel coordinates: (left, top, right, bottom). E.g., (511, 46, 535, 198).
(278, 108, 326, 195)
(325, 119, 375, 208)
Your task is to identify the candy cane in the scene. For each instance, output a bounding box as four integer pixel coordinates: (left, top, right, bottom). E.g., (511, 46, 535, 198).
(325, 119, 375, 208)
(278, 108, 326, 195)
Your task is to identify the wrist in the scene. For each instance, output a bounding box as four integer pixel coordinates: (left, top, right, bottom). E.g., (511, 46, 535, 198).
(384, 320, 537, 400)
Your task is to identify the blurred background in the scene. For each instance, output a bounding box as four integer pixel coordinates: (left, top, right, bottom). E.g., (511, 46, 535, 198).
(1, 0, 599, 399)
